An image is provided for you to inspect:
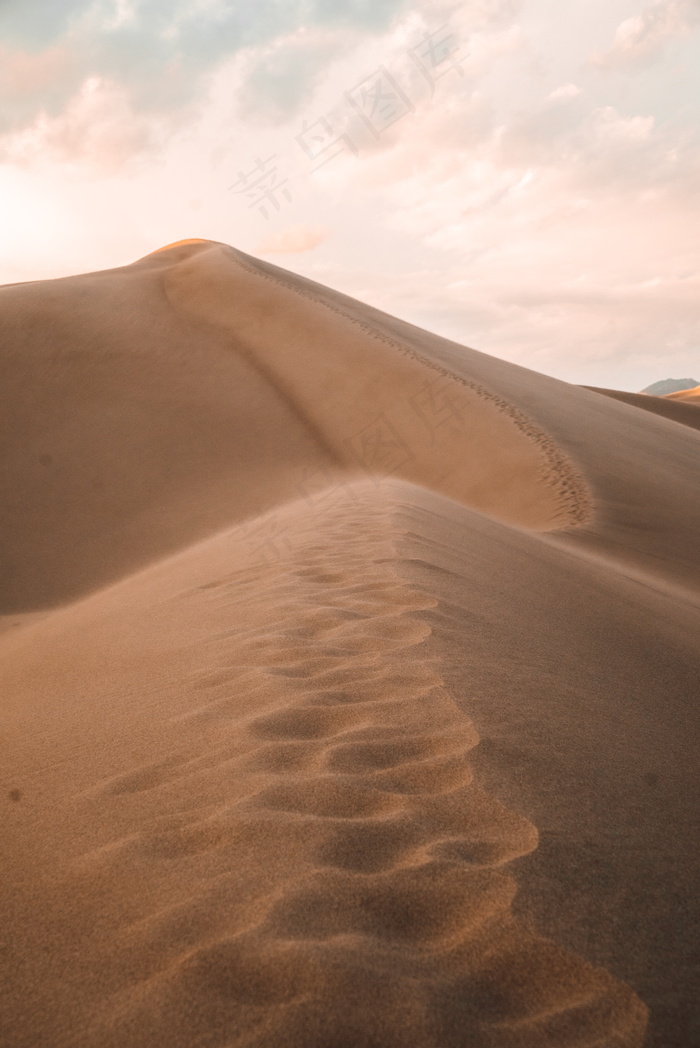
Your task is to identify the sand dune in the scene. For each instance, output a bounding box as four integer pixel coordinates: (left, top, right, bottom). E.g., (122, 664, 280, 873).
(584, 386, 700, 432)
(665, 383, 700, 403)
(1, 240, 699, 1047)
(640, 378, 698, 396)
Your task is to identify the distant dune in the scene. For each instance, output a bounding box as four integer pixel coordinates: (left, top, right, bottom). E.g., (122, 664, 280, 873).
(664, 383, 700, 403)
(584, 386, 700, 431)
(640, 377, 698, 395)
(2, 240, 698, 1048)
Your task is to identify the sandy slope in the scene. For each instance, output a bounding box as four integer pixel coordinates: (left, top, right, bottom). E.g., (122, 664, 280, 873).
(392, 487, 700, 1048)
(0, 247, 337, 611)
(583, 386, 700, 433)
(1, 485, 650, 1048)
(1, 239, 699, 1047)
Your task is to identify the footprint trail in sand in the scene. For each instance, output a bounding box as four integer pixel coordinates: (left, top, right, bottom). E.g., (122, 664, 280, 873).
(71, 484, 647, 1048)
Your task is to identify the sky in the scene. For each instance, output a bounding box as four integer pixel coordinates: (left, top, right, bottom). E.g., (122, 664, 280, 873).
(1, 0, 699, 391)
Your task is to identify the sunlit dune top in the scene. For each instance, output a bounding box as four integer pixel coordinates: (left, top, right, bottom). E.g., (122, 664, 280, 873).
(149, 239, 213, 254)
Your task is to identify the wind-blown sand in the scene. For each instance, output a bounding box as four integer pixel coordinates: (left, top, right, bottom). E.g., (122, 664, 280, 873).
(1, 240, 698, 1048)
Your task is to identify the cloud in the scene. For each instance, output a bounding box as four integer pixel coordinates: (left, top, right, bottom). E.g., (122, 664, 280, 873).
(0, 0, 412, 159)
(591, 0, 700, 67)
(298, 59, 700, 386)
(311, 0, 412, 32)
(546, 82, 582, 102)
(235, 29, 348, 125)
(0, 0, 88, 49)
(0, 75, 160, 171)
(255, 223, 329, 253)
(0, 43, 83, 133)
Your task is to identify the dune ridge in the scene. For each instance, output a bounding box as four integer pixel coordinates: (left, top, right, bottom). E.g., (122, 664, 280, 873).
(162, 243, 592, 532)
(4, 238, 699, 612)
(0, 482, 647, 1047)
(159, 240, 700, 594)
(229, 250, 593, 529)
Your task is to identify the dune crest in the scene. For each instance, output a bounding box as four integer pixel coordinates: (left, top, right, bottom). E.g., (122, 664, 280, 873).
(162, 242, 592, 532)
(148, 239, 214, 254)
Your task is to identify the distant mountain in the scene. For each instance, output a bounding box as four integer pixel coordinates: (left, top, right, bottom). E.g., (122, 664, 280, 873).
(641, 378, 699, 395)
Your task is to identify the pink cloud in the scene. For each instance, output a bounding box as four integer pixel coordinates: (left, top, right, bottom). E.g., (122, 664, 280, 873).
(255, 223, 329, 253)
(0, 45, 74, 98)
(591, 0, 700, 67)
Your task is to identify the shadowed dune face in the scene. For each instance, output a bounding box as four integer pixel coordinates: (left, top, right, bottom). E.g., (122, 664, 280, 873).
(390, 483, 700, 1048)
(0, 262, 338, 612)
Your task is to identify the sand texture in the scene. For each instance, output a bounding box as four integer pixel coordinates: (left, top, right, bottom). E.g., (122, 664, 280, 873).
(1, 240, 698, 1048)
